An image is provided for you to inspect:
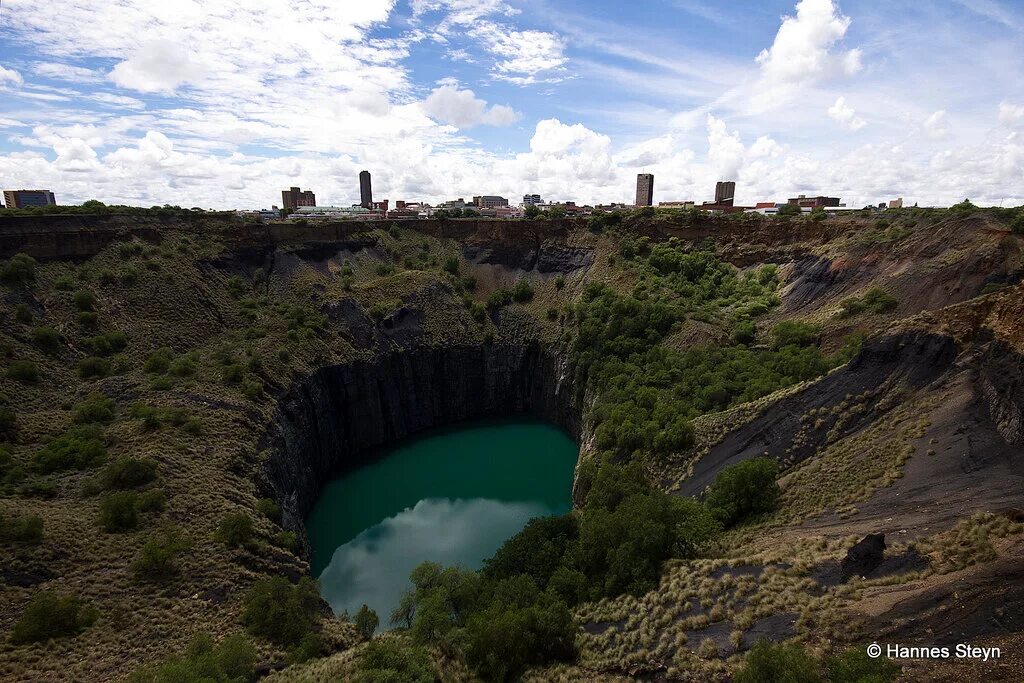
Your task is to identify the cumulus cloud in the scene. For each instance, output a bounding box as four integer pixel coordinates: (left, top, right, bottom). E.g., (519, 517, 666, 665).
(828, 96, 867, 130)
(998, 102, 1024, 128)
(924, 110, 949, 139)
(109, 40, 205, 94)
(752, 0, 861, 108)
(422, 85, 518, 128)
(482, 27, 567, 84)
(707, 115, 747, 180)
(0, 66, 23, 88)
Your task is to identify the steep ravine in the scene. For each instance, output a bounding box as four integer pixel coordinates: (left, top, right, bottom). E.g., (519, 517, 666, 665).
(259, 342, 585, 554)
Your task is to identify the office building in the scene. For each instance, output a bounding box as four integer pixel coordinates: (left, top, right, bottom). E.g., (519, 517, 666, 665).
(3, 189, 56, 209)
(281, 186, 316, 210)
(635, 173, 654, 207)
(787, 195, 841, 208)
(522, 194, 542, 206)
(359, 170, 372, 209)
(472, 195, 509, 209)
(888, 198, 904, 209)
(714, 181, 736, 207)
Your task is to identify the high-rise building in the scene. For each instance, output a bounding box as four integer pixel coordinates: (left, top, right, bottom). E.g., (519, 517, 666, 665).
(3, 189, 56, 209)
(522, 194, 541, 206)
(635, 173, 654, 207)
(787, 195, 841, 208)
(359, 171, 372, 209)
(281, 186, 316, 210)
(888, 198, 904, 209)
(714, 181, 736, 206)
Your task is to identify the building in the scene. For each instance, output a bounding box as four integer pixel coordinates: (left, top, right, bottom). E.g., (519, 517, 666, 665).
(3, 189, 56, 209)
(472, 195, 509, 209)
(359, 170, 373, 209)
(888, 198, 904, 209)
(635, 173, 654, 207)
(658, 201, 695, 209)
(281, 186, 316, 211)
(522, 194, 542, 206)
(371, 200, 389, 212)
(440, 198, 468, 209)
(290, 206, 372, 220)
(714, 181, 736, 206)
(787, 195, 841, 208)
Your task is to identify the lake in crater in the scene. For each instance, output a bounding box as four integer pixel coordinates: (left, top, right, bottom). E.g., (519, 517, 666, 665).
(305, 417, 578, 622)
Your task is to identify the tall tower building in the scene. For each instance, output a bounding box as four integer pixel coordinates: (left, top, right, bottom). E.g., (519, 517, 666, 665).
(715, 181, 736, 206)
(359, 171, 373, 209)
(635, 173, 654, 207)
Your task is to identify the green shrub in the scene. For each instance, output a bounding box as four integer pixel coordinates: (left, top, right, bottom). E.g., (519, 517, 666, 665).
(0, 511, 44, 544)
(1011, 212, 1024, 235)
(83, 331, 128, 356)
(776, 203, 801, 217)
(101, 456, 158, 490)
(137, 489, 166, 513)
(735, 639, 821, 683)
(144, 348, 174, 374)
(168, 356, 196, 377)
(512, 280, 534, 303)
(73, 289, 97, 311)
(272, 531, 297, 550)
(355, 639, 434, 683)
(949, 199, 976, 213)
(704, 457, 780, 527)
(732, 320, 756, 345)
(31, 327, 63, 354)
(0, 253, 37, 286)
(242, 576, 320, 646)
(133, 526, 191, 581)
(555, 275, 566, 290)
(486, 288, 512, 309)
(376, 264, 395, 276)
(130, 632, 257, 683)
(840, 287, 898, 317)
(78, 356, 112, 379)
(0, 405, 15, 438)
(53, 275, 75, 291)
(354, 604, 379, 638)
(771, 320, 820, 348)
(7, 360, 39, 383)
(443, 256, 460, 274)
(33, 426, 106, 472)
(241, 380, 263, 400)
(77, 311, 99, 328)
(216, 512, 254, 547)
(73, 393, 116, 424)
(14, 303, 33, 323)
(99, 491, 140, 532)
(221, 364, 244, 385)
(256, 498, 280, 522)
(11, 592, 98, 644)
(824, 646, 899, 682)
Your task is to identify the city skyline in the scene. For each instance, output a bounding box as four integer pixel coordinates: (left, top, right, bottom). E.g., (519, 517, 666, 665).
(0, 1, 1023, 210)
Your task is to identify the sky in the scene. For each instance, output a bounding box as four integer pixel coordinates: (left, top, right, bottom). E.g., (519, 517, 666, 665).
(0, 0, 1022, 209)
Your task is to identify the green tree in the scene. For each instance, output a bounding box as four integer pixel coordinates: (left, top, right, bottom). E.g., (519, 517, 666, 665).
(734, 639, 821, 683)
(216, 512, 254, 547)
(777, 203, 802, 217)
(11, 592, 98, 644)
(133, 526, 191, 581)
(355, 604, 379, 639)
(242, 576, 320, 646)
(355, 639, 434, 683)
(704, 457, 780, 527)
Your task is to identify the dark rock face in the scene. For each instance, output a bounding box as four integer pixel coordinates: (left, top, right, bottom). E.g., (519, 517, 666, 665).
(841, 533, 887, 582)
(462, 242, 594, 274)
(261, 343, 581, 546)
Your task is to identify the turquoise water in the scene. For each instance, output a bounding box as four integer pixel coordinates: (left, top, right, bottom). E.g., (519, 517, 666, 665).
(305, 418, 578, 622)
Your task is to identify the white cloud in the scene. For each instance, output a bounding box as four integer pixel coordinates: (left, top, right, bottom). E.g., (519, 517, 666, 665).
(998, 102, 1024, 128)
(827, 96, 867, 130)
(422, 85, 519, 128)
(0, 66, 23, 88)
(707, 115, 746, 180)
(34, 62, 103, 83)
(924, 110, 949, 138)
(109, 40, 205, 94)
(482, 27, 567, 84)
(752, 0, 861, 109)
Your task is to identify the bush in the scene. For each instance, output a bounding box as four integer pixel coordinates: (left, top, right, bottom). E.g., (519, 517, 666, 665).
(355, 639, 434, 683)
(99, 491, 140, 532)
(1011, 212, 1024, 235)
(11, 591, 98, 644)
(130, 632, 257, 683)
(33, 426, 107, 472)
(442, 256, 460, 275)
(137, 489, 166, 513)
(221, 364, 244, 385)
(216, 512, 254, 547)
(73, 393, 116, 424)
(771, 320, 820, 348)
(732, 320, 756, 345)
(31, 327, 63, 354)
(354, 604, 379, 638)
(555, 274, 566, 290)
(144, 348, 174, 374)
(0, 405, 15, 438)
(704, 457, 780, 527)
(14, 303, 32, 323)
(735, 639, 821, 683)
(840, 287, 898, 317)
(7, 360, 39, 383)
(512, 280, 534, 303)
(78, 356, 112, 379)
(0, 511, 44, 544)
(486, 288, 513, 309)
(101, 456, 158, 490)
(242, 576, 320, 646)
(83, 331, 128, 356)
(776, 203, 801, 217)
(168, 356, 196, 377)
(77, 311, 99, 328)
(256, 498, 280, 522)
(824, 646, 899, 682)
(0, 253, 37, 286)
(133, 526, 191, 581)
(73, 289, 97, 311)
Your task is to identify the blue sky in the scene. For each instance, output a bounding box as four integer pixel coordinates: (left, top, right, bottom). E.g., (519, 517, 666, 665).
(1, 0, 1022, 208)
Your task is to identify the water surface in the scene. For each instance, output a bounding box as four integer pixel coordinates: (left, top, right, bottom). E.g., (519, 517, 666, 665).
(306, 418, 578, 622)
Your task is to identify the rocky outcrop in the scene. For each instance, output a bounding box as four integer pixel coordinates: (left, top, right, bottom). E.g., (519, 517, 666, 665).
(841, 533, 886, 582)
(261, 343, 582, 545)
